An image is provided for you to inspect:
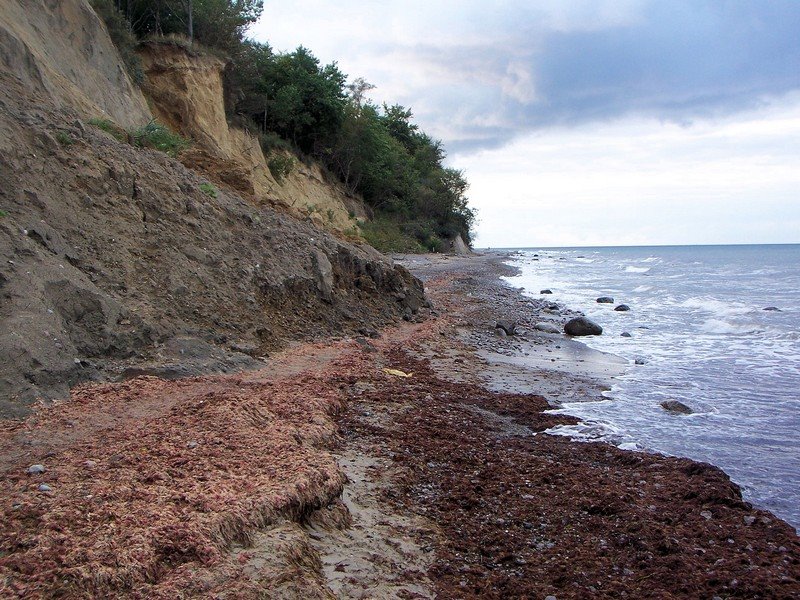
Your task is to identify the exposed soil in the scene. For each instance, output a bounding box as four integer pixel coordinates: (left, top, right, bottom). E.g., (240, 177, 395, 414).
(0, 72, 424, 418)
(2, 253, 798, 598)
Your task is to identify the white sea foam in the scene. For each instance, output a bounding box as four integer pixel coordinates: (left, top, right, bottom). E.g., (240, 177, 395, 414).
(544, 420, 626, 444)
(625, 266, 650, 273)
(681, 297, 752, 316)
(633, 285, 652, 292)
(700, 318, 761, 335)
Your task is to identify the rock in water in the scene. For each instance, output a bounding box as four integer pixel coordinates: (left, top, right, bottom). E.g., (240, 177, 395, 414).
(564, 317, 602, 336)
(540, 289, 553, 294)
(495, 320, 517, 336)
(763, 306, 782, 312)
(660, 400, 693, 415)
(596, 297, 614, 304)
(621, 331, 632, 337)
(614, 304, 631, 311)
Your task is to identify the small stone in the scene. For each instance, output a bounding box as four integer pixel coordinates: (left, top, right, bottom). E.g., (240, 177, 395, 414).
(743, 516, 756, 525)
(614, 304, 631, 312)
(540, 289, 552, 294)
(621, 332, 632, 337)
(84, 460, 97, 469)
(634, 358, 646, 365)
(38, 483, 52, 492)
(763, 306, 781, 312)
(700, 510, 713, 520)
(661, 400, 693, 415)
(27, 464, 46, 475)
(596, 296, 614, 304)
(187, 441, 198, 449)
(545, 596, 558, 600)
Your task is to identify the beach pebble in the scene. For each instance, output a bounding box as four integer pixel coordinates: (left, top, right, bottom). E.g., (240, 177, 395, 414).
(614, 304, 631, 311)
(596, 296, 614, 304)
(38, 483, 52, 492)
(27, 464, 45, 475)
(564, 317, 602, 336)
(495, 320, 517, 336)
(661, 400, 693, 415)
(534, 322, 561, 334)
(743, 515, 756, 525)
(621, 332, 632, 337)
(540, 289, 552, 294)
(545, 596, 558, 600)
(187, 441, 198, 449)
(700, 510, 713, 520)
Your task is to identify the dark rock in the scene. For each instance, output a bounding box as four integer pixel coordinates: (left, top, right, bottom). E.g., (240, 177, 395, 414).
(634, 358, 646, 365)
(596, 297, 614, 304)
(495, 327, 507, 338)
(621, 332, 632, 337)
(540, 289, 552, 294)
(564, 317, 602, 336)
(38, 483, 52, 492)
(495, 320, 517, 336)
(614, 304, 631, 312)
(27, 464, 46, 475)
(661, 400, 693, 415)
(763, 306, 782, 312)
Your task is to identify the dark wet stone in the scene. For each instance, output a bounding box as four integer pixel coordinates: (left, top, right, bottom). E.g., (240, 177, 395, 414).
(596, 297, 614, 304)
(564, 317, 602, 336)
(614, 304, 631, 312)
(661, 400, 693, 415)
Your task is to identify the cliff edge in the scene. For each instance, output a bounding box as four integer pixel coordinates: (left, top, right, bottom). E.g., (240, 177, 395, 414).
(0, 1, 426, 418)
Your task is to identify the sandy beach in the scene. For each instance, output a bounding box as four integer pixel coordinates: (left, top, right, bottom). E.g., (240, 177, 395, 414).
(1, 252, 799, 598)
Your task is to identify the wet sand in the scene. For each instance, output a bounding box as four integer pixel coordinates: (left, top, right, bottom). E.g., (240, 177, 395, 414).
(1, 252, 798, 598)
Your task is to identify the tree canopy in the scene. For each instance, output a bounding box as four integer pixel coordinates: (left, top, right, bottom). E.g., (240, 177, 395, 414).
(93, 0, 475, 250)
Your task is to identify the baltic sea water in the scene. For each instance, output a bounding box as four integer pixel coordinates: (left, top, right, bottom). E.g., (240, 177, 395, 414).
(504, 244, 800, 530)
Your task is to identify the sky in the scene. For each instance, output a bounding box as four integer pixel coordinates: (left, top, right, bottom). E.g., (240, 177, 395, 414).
(250, 1, 800, 247)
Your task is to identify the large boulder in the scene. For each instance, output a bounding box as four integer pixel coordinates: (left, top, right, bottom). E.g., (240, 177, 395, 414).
(564, 317, 602, 336)
(614, 304, 631, 312)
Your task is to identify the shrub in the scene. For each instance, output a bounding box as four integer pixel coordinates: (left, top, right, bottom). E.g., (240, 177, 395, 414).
(90, 0, 143, 85)
(56, 131, 74, 146)
(130, 121, 191, 157)
(259, 132, 291, 153)
(88, 118, 127, 141)
(200, 183, 218, 198)
(361, 217, 426, 253)
(0, 209, 7, 219)
(268, 154, 297, 183)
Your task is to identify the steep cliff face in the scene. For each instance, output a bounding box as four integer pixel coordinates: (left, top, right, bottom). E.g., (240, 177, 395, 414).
(0, 0, 150, 129)
(0, 6, 425, 417)
(138, 41, 367, 234)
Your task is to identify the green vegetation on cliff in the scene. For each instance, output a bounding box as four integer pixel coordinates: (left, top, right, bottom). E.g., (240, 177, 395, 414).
(93, 0, 474, 251)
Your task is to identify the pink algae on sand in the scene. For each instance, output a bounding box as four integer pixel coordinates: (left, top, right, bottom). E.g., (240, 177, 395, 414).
(0, 342, 378, 598)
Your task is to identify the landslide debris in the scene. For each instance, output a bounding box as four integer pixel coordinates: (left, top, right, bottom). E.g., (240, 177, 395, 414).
(0, 72, 425, 417)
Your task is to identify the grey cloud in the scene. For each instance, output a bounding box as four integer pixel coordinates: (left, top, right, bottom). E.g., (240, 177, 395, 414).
(403, 1, 800, 153)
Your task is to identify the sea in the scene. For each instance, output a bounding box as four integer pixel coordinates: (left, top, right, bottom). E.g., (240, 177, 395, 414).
(503, 244, 800, 531)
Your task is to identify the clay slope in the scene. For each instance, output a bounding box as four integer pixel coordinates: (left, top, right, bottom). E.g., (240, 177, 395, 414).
(138, 41, 367, 234)
(0, 0, 150, 129)
(0, 72, 425, 418)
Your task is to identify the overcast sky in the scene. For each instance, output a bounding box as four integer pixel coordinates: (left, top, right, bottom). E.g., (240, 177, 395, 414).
(251, 1, 800, 247)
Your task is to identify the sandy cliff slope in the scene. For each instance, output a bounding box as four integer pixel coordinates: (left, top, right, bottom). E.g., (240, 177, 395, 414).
(0, 3, 425, 417)
(0, 0, 150, 129)
(138, 41, 367, 234)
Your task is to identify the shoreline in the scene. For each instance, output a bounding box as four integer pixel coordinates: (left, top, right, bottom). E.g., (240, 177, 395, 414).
(0, 252, 798, 597)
